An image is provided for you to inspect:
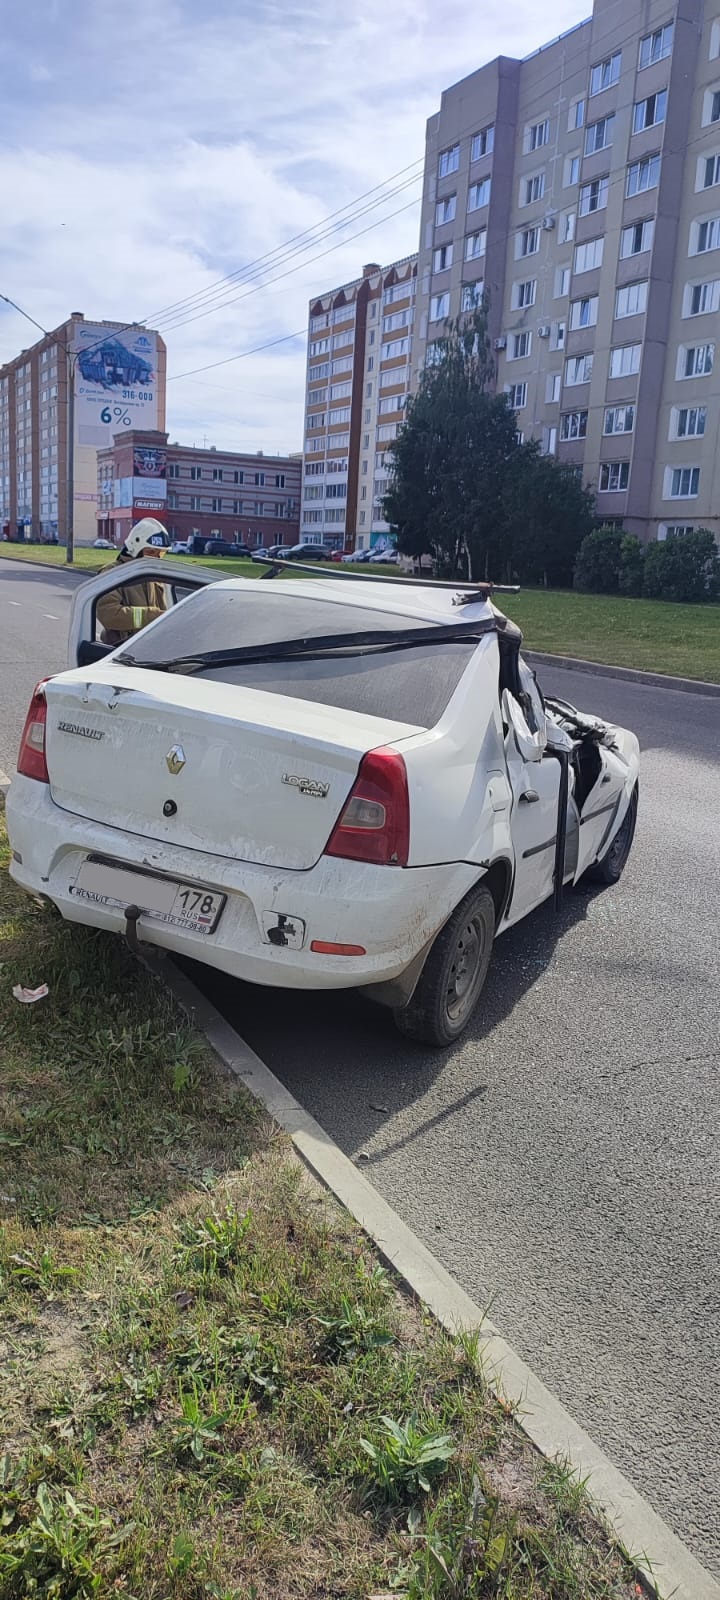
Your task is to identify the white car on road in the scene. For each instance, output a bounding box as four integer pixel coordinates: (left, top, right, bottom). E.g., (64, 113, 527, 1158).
(6, 563, 639, 1046)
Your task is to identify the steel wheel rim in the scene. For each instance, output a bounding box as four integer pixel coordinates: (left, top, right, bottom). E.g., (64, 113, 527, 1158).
(445, 914, 487, 1026)
(607, 800, 634, 871)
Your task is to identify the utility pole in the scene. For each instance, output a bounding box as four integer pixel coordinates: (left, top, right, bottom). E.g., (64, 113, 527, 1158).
(66, 350, 76, 565)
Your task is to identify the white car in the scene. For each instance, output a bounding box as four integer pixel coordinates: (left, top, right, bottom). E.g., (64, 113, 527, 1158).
(92, 537, 115, 550)
(169, 540, 190, 555)
(6, 563, 639, 1046)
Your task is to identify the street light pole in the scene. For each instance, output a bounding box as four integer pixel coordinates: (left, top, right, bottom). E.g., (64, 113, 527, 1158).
(66, 351, 76, 566)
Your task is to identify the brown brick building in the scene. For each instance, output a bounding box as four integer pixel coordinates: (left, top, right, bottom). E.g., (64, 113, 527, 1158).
(96, 429, 301, 548)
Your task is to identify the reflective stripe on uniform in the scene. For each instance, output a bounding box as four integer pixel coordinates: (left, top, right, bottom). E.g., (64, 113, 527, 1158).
(132, 607, 144, 630)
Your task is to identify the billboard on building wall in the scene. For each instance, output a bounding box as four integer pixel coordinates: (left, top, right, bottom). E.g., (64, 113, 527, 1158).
(73, 325, 160, 449)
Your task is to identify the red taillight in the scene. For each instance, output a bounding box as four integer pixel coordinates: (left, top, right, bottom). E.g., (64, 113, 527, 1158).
(325, 747, 409, 867)
(17, 681, 50, 783)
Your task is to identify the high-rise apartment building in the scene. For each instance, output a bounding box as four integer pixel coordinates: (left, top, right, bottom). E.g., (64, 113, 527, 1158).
(301, 256, 417, 550)
(0, 315, 166, 545)
(413, 0, 720, 542)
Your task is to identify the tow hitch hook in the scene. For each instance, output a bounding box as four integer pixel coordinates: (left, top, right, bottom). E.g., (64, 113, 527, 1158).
(124, 904, 144, 957)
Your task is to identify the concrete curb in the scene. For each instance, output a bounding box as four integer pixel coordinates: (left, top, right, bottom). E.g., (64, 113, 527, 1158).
(0, 555, 95, 580)
(163, 958, 720, 1600)
(0, 771, 11, 795)
(525, 649, 720, 697)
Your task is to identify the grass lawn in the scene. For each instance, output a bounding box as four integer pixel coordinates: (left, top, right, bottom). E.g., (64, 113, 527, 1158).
(0, 806, 645, 1600)
(2, 539, 716, 680)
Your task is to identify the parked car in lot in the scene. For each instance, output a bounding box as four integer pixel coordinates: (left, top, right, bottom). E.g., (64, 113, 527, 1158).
(7, 560, 640, 1047)
(204, 541, 253, 558)
(169, 541, 190, 555)
(370, 548, 399, 564)
(93, 538, 115, 550)
(285, 543, 334, 562)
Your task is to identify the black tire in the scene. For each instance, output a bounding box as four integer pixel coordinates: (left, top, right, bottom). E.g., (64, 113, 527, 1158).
(393, 884, 496, 1047)
(585, 784, 638, 885)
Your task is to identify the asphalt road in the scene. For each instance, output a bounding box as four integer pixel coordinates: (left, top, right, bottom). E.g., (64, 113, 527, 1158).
(2, 557, 719, 1576)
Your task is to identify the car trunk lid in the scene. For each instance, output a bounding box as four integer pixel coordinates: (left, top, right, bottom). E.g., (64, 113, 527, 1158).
(43, 667, 422, 870)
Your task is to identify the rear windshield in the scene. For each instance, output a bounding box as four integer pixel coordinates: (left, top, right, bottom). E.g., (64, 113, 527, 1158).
(124, 586, 476, 728)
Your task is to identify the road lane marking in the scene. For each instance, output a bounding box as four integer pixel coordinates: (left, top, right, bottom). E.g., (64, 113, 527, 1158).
(8, 600, 21, 606)
(43, 613, 59, 620)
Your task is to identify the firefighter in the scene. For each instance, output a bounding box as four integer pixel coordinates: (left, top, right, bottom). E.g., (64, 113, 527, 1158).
(96, 517, 170, 645)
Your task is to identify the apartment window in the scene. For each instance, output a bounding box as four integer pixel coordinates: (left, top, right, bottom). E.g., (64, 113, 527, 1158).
(439, 144, 460, 177)
(325, 482, 347, 499)
(308, 361, 329, 380)
(310, 338, 330, 356)
(570, 295, 599, 329)
(639, 23, 673, 69)
(382, 337, 409, 358)
(659, 523, 694, 538)
(599, 461, 629, 491)
(378, 394, 404, 414)
(332, 356, 353, 374)
(367, 356, 374, 372)
(555, 266, 571, 297)
(433, 243, 454, 272)
(430, 292, 450, 321)
(364, 408, 371, 423)
(303, 510, 324, 526)
(329, 406, 351, 424)
(579, 176, 609, 215)
(705, 89, 720, 124)
(305, 462, 324, 477)
(702, 153, 720, 188)
(620, 218, 655, 257)
(304, 484, 323, 501)
(671, 405, 707, 438)
(574, 239, 604, 276)
(692, 216, 720, 253)
(686, 278, 720, 314)
(564, 154, 581, 186)
(560, 410, 588, 439)
(551, 321, 566, 350)
(330, 381, 353, 400)
(383, 309, 411, 333)
(590, 53, 621, 94)
(626, 154, 660, 196)
(522, 173, 545, 205)
(210, 497, 222, 512)
(565, 353, 594, 384)
(561, 211, 576, 242)
(546, 372, 562, 403)
(326, 457, 348, 473)
(308, 386, 327, 406)
(510, 331, 531, 359)
(633, 90, 667, 134)
(468, 178, 491, 210)
(512, 279, 537, 310)
(604, 404, 635, 434)
(471, 125, 495, 160)
(680, 342, 715, 376)
(516, 226, 540, 257)
(609, 343, 641, 377)
(306, 412, 326, 429)
(190, 465, 202, 480)
(664, 465, 700, 497)
(615, 281, 649, 317)
(435, 194, 456, 225)
(305, 436, 325, 453)
(466, 229, 487, 259)
(526, 119, 550, 151)
(167, 462, 180, 479)
(212, 467, 223, 482)
(190, 495, 200, 511)
(254, 501, 264, 515)
(585, 114, 614, 154)
(461, 281, 484, 310)
(506, 382, 527, 408)
(310, 312, 330, 332)
(568, 98, 585, 130)
(235, 470, 245, 484)
(332, 332, 353, 350)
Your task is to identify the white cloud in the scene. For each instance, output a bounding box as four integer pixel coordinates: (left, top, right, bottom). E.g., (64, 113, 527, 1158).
(0, 0, 587, 452)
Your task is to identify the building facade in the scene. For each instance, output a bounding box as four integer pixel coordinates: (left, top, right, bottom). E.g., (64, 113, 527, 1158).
(414, 0, 720, 542)
(0, 315, 166, 546)
(301, 256, 417, 551)
(96, 429, 301, 548)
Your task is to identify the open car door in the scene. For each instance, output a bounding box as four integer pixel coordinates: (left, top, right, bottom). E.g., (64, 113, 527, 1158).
(67, 559, 221, 669)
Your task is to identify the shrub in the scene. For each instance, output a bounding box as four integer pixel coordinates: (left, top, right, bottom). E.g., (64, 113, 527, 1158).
(573, 526, 622, 593)
(642, 528, 720, 603)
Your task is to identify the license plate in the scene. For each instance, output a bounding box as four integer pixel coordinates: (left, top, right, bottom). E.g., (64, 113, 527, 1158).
(70, 858, 226, 935)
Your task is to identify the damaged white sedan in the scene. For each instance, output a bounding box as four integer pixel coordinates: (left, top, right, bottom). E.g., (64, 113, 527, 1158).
(6, 564, 639, 1046)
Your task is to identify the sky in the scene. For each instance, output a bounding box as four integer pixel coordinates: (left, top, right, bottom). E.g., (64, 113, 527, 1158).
(0, 0, 588, 455)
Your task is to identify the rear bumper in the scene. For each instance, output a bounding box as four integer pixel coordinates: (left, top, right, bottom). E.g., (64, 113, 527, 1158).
(6, 777, 477, 991)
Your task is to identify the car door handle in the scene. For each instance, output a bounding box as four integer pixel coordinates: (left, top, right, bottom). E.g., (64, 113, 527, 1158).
(519, 789, 540, 804)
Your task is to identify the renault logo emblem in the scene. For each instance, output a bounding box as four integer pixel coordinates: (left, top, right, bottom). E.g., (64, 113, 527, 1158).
(165, 745, 186, 775)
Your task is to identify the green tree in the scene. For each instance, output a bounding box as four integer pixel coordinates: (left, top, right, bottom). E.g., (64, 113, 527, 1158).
(642, 528, 720, 602)
(384, 305, 593, 582)
(573, 526, 623, 593)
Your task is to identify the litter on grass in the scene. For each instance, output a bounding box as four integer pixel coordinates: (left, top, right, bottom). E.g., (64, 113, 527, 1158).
(12, 983, 49, 1004)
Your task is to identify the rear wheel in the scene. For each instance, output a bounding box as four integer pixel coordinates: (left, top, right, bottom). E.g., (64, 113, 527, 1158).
(585, 784, 638, 885)
(393, 884, 495, 1047)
